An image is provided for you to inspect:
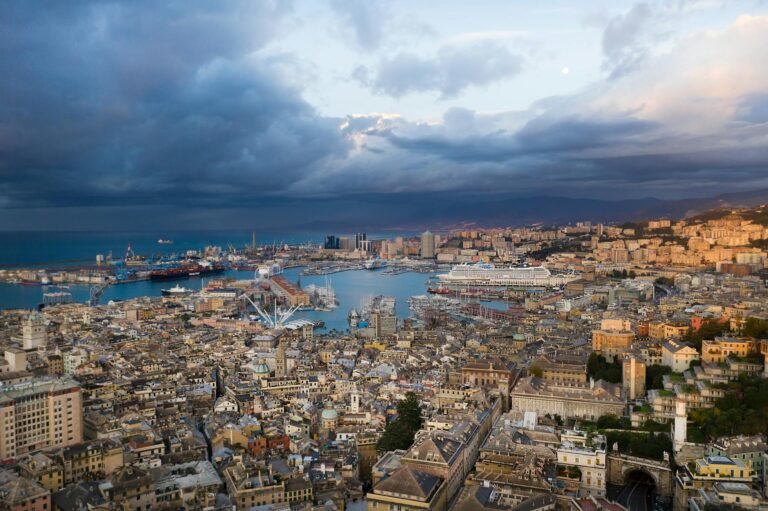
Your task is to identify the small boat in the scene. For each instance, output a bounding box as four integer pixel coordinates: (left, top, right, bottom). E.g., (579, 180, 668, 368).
(158, 239, 174, 244)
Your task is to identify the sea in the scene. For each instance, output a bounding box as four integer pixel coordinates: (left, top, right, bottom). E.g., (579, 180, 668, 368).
(0, 230, 471, 332)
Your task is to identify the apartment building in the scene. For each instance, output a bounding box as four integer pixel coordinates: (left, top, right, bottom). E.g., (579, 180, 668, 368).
(0, 377, 83, 460)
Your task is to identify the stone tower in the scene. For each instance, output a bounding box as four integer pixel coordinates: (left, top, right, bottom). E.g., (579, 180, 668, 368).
(351, 387, 360, 414)
(674, 398, 687, 452)
(275, 339, 286, 377)
(22, 312, 47, 350)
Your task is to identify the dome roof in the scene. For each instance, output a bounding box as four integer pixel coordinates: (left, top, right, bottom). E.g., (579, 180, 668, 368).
(321, 408, 338, 420)
(254, 363, 270, 374)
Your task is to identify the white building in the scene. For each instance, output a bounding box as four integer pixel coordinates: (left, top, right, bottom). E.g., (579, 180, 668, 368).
(557, 432, 607, 497)
(662, 340, 700, 373)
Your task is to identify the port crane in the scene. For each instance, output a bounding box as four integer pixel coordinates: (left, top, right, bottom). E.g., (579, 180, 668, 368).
(239, 294, 300, 329)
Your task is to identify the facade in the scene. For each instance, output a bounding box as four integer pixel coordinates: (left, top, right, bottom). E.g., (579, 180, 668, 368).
(529, 355, 587, 384)
(510, 377, 625, 421)
(662, 340, 700, 373)
(557, 433, 607, 497)
(675, 455, 757, 511)
(270, 276, 311, 307)
(0, 377, 83, 460)
(708, 436, 768, 481)
(101, 465, 156, 511)
(21, 313, 47, 351)
(701, 337, 754, 364)
(622, 353, 646, 400)
(649, 321, 689, 340)
(421, 231, 436, 259)
(592, 329, 634, 362)
(461, 359, 518, 391)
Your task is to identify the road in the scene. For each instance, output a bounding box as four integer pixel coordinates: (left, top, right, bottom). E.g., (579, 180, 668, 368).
(615, 480, 653, 511)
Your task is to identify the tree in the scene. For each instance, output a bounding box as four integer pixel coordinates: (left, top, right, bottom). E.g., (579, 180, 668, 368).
(396, 392, 422, 432)
(683, 320, 729, 350)
(646, 365, 672, 390)
(376, 392, 422, 453)
(742, 317, 768, 339)
(587, 353, 622, 384)
(529, 366, 543, 378)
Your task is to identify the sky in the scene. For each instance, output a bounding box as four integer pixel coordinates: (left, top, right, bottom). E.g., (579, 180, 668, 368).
(1, 0, 768, 230)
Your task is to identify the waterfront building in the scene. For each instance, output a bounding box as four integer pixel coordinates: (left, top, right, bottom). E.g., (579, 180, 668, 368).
(421, 231, 436, 259)
(270, 276, 310, 307)
(355, 232, 367, 251)
(324, 235, 340, 250)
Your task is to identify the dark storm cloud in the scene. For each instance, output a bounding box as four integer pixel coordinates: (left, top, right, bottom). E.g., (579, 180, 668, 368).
(2, 1, 768, 229)
(0, 0, 349, 208)
(379, 115, 659, 163)
(355, 41, 524, 98)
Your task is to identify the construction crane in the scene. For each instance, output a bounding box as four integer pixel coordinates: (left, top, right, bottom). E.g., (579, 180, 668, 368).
(239, 294, 300, 329)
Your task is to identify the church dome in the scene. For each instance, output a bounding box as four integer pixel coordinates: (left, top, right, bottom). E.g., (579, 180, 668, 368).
(321, 408, 338, 421)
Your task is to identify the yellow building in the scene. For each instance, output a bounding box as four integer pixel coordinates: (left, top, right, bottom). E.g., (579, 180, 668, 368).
(701, 337, 754, 364)
(18, 453, 64, 492)
(695, 456, 754, 479)
(649, 321, 689, 340)
(592, 329, 634, 361)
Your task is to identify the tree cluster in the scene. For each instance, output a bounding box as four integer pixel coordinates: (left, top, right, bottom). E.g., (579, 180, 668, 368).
(646, 364, 672, 390)
(605, 431, 672, 461)
(376, 392, 423, 453)
(682, 319, 729, 350)
(587, 353, 622, 384)
(689, 376, 768, 440)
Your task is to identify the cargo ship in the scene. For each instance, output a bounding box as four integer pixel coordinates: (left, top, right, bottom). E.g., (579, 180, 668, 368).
(150, 263, 225, 281)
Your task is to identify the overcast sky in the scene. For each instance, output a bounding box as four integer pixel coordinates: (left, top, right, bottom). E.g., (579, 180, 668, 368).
(1, 0, 768, 229)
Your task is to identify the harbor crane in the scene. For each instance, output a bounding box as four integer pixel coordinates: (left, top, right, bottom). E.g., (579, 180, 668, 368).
(239, 293, 300, 329)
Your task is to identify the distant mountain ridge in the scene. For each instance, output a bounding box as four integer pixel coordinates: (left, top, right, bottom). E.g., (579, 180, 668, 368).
(294, 188, 768, 232)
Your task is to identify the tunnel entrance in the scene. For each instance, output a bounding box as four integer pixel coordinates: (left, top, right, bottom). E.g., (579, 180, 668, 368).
(618, 470, 656, 511)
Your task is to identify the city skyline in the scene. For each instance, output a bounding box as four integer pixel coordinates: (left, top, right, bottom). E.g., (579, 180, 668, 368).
(2, 0, 768, 230)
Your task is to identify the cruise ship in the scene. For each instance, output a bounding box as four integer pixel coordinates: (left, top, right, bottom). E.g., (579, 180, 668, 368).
(438, 262, 577, 287)
(364, 258, 387, 270)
